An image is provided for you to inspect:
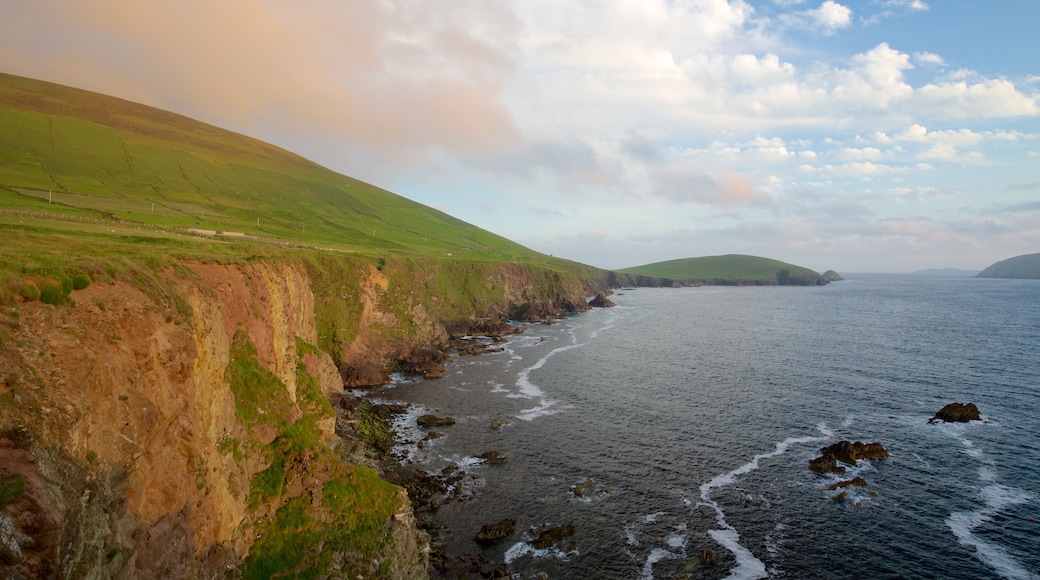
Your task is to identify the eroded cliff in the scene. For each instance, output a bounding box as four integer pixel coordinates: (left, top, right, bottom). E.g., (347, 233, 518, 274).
(0, 254, 597, 578)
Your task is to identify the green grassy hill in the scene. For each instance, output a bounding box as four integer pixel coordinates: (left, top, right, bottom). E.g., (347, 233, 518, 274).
(976, 252, 1040, 279)
(0, 72, 547, 262)
(619, 254, 824, 285)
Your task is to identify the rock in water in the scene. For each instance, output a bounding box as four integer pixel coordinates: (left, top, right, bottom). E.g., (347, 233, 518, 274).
(417, 415, 456, 428)
(475, 518, 516, 544)
(928, 402, 981, 423)
(530, 525, 575, 550)
(588, 292, 616, 308)
(809, 440, 889, 474)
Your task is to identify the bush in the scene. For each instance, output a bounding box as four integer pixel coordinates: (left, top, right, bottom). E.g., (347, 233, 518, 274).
(71, 272, 92, 290)
(38, 278, 69, 305)
(19, 281, 40, 301)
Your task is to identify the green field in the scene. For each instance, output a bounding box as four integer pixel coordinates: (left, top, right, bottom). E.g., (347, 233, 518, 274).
(619, 254, 821, 282)
(0, 72, 556, 264)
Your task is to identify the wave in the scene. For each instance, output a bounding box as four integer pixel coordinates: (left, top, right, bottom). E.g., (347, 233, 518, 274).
(511, 310, 621, 421)
(695, 430, 828, 580)
(939, 422, 1039, 580)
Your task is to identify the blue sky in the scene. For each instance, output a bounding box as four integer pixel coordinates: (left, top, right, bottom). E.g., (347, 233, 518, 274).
(2, 0, 1038, 272)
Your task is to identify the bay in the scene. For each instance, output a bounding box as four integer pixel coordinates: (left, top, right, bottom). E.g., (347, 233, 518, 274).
(366, 275, 1040, 579)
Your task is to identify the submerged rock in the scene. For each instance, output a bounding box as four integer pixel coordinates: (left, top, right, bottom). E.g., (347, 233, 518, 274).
(928, 402, 981, 423)
(490, 419, 510, 429)
(417, 415, 456, 428)
(474, 518, 516, 544)
(530, 525, 576, 550)
(477, 450, 508, 464)
(698, 549, 717, 565)
(572, 480, 595, 497)
(826, 476, 867, 491)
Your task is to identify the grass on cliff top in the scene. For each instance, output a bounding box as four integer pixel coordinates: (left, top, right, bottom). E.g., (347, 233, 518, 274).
(619, 254, 820, 281)
(0, 72, 558, 264)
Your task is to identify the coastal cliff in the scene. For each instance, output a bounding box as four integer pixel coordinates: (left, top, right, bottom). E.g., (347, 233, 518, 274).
(0, 255, 595, 578)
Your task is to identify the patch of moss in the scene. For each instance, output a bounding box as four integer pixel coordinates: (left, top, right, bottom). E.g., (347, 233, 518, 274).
(0, 473, 27, 509)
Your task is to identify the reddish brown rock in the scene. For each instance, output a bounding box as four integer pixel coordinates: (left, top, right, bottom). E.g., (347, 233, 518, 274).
(809, 441, 889, 474)
(928, 402, 981, 423)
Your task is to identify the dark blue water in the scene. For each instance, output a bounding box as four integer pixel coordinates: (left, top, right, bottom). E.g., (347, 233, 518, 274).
(366, 275, 1040, 579)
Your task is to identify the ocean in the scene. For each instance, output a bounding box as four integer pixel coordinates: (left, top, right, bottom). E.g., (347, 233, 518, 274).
(363, 274, 1040, 579)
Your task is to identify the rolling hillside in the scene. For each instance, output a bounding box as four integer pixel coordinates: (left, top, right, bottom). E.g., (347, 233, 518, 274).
(0, 72, 546, 262)
(976, 252, 1040, 279)
(619, 254, 826, 285)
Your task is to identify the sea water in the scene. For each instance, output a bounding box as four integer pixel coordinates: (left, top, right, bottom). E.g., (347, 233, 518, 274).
(365, 275, 1040, 579)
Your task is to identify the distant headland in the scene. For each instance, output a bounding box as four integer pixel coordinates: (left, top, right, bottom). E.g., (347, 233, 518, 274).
(611, 254, 838, 287)
(976, 252, 1040, 279)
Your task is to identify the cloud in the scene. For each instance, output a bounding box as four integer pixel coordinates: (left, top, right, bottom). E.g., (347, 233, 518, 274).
(651, 164, 767, 206)
(0, 0, 522, 157)
(807, 1, 853, 33)
(884, 0, 929, 11)
(913, 52, 945, 67)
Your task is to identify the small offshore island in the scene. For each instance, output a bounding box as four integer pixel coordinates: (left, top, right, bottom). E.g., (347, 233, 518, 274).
(0, 73, 844, 579)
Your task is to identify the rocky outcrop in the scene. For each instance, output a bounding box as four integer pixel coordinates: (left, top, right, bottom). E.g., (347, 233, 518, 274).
(0, 252, 605, 579)
(928, 402, 981, 423)
(397, 348, 452, 379)
(474, 518, 516, 544)
(809, 441, 889, 474)
(0, 261, 430, 579)
(588, 292, 616, 308)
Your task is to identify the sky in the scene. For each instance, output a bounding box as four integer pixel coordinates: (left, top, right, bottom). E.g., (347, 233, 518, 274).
(2, 0, 1038, 273)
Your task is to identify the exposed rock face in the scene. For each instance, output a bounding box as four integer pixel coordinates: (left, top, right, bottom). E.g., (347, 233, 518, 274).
(588, 292, 616, 308)
(397, 348, 452, 379)
(929, 402, 981, 423)
(0, 254, 602, 578)
(0, 261, 428, 579)
(809, 441, 889, 474)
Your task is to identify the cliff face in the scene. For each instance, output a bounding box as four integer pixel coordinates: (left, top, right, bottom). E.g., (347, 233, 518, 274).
(0, 255, 597, 578)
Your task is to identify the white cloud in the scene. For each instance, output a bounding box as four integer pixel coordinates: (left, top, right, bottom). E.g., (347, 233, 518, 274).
(807, 1, 853, 33)
(914, 79, 1039, 118)
(841, 147, 883, 160)
(885, 0, 929, 11)
(913, 52, 945, 67)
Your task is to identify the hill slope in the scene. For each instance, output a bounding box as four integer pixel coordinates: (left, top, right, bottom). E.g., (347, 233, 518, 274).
(0, 72, 545, 261)
(618, 254, 826, 285)
(976, 252, 1040, 279)
(0, 74, 608, 579)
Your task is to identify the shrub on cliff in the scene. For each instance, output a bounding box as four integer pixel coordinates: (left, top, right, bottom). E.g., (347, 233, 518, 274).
(35, 276, 71, 305)
(18, 280, 40, 302)
(71, 272, 91, 290)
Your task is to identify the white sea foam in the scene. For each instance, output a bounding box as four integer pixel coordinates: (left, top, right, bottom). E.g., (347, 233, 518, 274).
(947, 484, 1037, 580)
(695, 429, 830, 580)
(640, 547, 678, 580)
(503, 540, 579, 565)
(939, 422, 1039, 580)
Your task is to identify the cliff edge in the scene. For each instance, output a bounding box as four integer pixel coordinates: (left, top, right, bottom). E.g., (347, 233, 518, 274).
(0, 255, 596, 578)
